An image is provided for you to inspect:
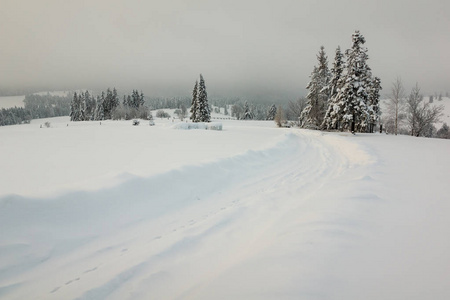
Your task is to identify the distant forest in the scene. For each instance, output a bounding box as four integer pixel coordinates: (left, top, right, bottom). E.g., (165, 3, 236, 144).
(1, 89, 301, 126)
(0, 94, 71, 126)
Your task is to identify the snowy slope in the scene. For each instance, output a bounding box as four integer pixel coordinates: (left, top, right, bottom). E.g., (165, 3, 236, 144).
(0, 118, 449, 299)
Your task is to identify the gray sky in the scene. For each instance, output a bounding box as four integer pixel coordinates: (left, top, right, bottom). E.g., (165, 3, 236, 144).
(1, 0, 449, 99)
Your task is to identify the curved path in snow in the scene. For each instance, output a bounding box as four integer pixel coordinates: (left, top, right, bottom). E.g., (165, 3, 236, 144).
(1, 128, 449, 300)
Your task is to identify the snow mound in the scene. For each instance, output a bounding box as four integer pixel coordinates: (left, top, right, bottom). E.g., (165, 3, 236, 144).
(171, 122, 222, 130)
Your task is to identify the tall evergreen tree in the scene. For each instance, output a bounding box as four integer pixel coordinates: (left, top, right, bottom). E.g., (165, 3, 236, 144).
(242, 101, 254, 120)
(367, 77, 382, 133)
(266, 104, 277, 120)
(333, 31, 372, 132)
(79, 92, 86, 121)
(70, 92, 77, 121)
(196, 74, 211, 122)
(300, 46, 330, 128)
(322, 46, 345, 129)
(190, 80, 198, 122)
(95, 93, 105, 121)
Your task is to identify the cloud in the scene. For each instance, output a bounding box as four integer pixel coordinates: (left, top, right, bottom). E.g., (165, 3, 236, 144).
(1, 0, 449, 97)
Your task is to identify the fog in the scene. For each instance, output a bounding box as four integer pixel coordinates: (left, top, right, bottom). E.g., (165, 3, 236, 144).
(1, 0, 449, 99)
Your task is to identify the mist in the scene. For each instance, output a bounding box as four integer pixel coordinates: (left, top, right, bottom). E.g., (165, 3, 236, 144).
(1, 0, 449, 99)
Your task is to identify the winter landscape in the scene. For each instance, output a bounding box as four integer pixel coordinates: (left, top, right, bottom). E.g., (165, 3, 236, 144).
(1, 0, 450, 299)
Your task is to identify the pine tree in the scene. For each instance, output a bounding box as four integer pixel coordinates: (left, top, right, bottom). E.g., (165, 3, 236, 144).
(266, 104, 277, 120)
(322, 46, 345, 129)
(190, 80, 198, 122)
(367, 77, 382, 133)
(79, 92, 86, 121)
(333, 31, 372, 132)
(196, 74, 210, 122)
(300, 46, 330, 128)
(96, 93, 105, 121)
(70, 92, 77, 121)
(112, 88, 119, 111)
(243, 101, 254, 120)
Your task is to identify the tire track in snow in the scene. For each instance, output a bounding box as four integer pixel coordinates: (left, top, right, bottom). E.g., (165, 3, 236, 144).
(0, 130, 376, 300)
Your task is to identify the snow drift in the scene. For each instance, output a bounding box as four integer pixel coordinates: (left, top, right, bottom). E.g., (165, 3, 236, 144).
(0, 118, 449, 300)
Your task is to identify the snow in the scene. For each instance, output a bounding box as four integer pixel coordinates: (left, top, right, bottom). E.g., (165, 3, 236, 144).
(0, 117, 450, 299)
(171, 122, 223, 130)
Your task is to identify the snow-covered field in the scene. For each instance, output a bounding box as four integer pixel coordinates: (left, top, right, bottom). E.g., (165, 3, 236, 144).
(1, 117, 449, 299)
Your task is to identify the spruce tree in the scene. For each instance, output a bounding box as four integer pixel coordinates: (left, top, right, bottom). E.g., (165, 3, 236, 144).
(243, 101, 254, 120)
(196, 74, 211, 122)
(333, 31, 372, 132)
(96, 93, 105, 121)
(300, 46, 330, 128)
(190, 80, 198, 122)
(367, 77, 382, 133)
(266, 104, 277, 120)
(79, 92, 86, 121)
(70, 92, 77, 121)
(139, 91, 145, 107)
(322, 46, 345, 130)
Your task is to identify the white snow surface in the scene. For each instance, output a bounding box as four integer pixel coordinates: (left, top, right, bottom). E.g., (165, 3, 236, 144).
(1, 117, 449, 300)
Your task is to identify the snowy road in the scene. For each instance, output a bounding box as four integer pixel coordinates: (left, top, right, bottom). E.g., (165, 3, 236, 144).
(1, 121, 449, 299)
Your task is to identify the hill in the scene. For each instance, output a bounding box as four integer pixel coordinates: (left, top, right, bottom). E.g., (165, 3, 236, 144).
(0, 118, 449, 299)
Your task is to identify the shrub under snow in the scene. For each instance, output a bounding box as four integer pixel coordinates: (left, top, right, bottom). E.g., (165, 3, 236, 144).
(172, 122, 222, 131)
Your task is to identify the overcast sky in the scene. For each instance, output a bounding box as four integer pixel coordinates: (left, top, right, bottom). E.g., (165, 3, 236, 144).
(1, 0, 449, 99)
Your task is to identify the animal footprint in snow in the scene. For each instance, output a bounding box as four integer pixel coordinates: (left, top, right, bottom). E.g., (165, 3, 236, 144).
(65, 278, 80, 285)
(50, 286, 60, 293)
(83, 266, 98, 274)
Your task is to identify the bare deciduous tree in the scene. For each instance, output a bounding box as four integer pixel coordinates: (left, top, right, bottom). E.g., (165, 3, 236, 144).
(406, 83, 444, 137)
(386, 77, 406, 135)
(275, 105, 285, 127)
(287, 97, 307, 126)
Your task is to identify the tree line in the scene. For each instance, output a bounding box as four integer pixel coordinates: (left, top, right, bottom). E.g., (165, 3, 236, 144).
(70, 88, 151, 121)
(298, 31, 382, 133)
(0, 93, 71, 126)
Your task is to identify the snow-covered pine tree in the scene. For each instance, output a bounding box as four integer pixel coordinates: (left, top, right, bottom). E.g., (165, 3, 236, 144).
(300, 66, 318, 127)
(333, 31, 372, 132)
(300, 46, 330, 129)
(322, 46, 345, 130)
(131, 90, 139, 109)
(70, 92, 78, 121)
(266, 104, 277, 120)
(112, 88, 119, 111)
(367, 77, 382, 133)
(190, 80, 198, 122)
(196, 74, 210, 122)
(243, 101, 254, 120)
(79, 92, 86, 121)
(95, 92, 105, 121)
(139, 91, 145, 107)
(103, 88, 112, 119)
